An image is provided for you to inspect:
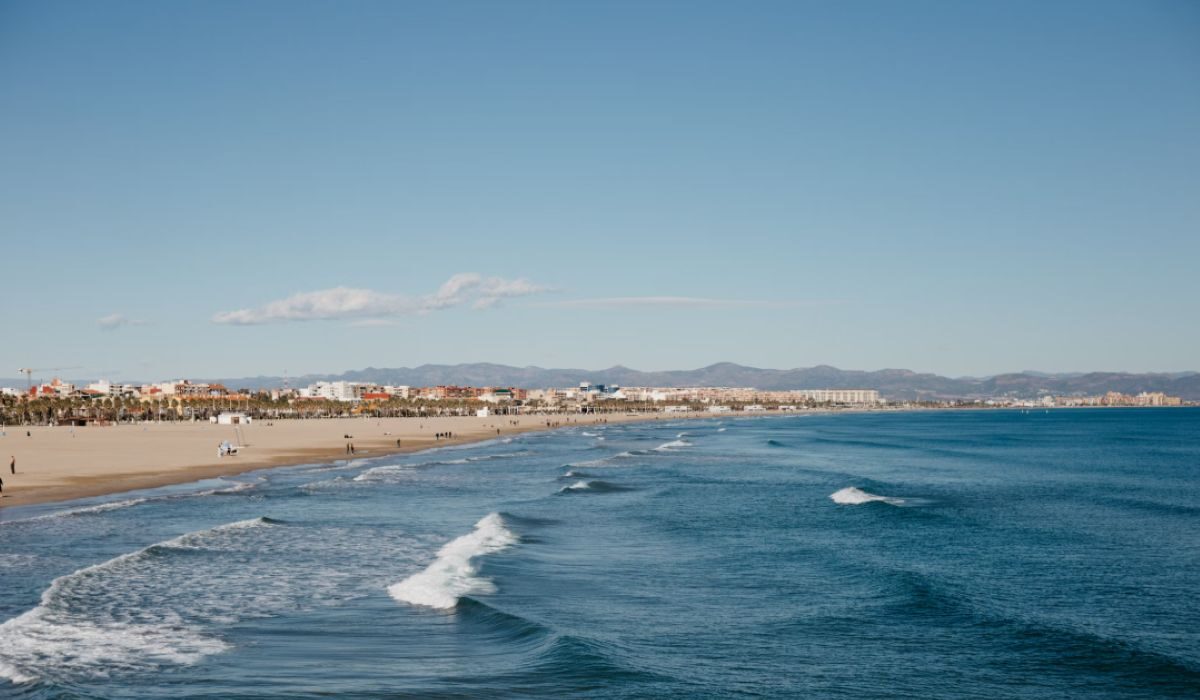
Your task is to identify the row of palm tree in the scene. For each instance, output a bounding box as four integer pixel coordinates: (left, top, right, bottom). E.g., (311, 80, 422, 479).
(1, 391, 861, 426)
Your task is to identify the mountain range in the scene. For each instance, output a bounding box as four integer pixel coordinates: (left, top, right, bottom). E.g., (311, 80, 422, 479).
(6, 363, 1197, 400)
(215, 363, 1200, 400)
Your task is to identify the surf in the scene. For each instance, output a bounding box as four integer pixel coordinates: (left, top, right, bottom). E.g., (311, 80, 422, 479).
(829, 486, 906, 506)
(388, 513, 518, 610)
(558, 480, 630, 494)
(0, 516, 279, 683)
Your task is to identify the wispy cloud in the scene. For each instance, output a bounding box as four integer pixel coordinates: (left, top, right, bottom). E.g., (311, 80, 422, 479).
(535, 296, 839, 309)
(212, 273, 550, 325)
(97, 313, 148, 330)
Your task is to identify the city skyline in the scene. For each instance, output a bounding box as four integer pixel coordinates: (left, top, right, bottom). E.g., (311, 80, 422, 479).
(2, 1, 1197, 378)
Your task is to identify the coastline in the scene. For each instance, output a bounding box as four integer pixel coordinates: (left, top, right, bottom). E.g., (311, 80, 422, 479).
(0, 411, 747, 510)
(6, 405, 1176, 511)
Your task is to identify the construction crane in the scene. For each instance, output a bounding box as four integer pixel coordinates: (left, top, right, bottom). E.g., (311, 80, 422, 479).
(16, 366, 82, 390)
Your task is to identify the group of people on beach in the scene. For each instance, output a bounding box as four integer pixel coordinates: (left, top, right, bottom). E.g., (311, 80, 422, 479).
(434, 432, 453, 440)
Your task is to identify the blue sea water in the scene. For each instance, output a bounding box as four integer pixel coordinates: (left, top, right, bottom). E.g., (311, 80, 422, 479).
(1, 408, 1198, 698)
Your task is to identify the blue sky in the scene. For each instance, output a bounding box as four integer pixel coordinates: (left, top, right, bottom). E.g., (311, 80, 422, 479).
(1, 0, 1197, 381)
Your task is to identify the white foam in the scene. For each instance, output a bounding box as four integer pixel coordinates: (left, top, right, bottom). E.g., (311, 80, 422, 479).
(562, 480, 593, 491)
(717, 428, 727, 432)
(388, 513, 518, 610)
(193, 479, 259, 497)
(0, 517, 277, 683)
(58, 498, 149, 517)
(353, 464, 412, 482)
(655, 439, 692, 451)
(830, 487, 906, 506)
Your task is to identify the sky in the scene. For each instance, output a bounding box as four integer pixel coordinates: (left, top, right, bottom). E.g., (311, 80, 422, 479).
(1, 0, 1197, 381)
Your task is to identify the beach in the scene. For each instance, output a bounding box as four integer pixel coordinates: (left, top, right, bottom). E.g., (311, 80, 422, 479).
(0, 413, 706, 508)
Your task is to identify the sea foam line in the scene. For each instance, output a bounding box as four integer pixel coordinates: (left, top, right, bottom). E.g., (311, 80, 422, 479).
(387, 513, 517, 610)
(1, 479, 259, 527)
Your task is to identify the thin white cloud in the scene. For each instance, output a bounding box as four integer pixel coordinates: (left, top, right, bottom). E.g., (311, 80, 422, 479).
(97, 313, 148, 330)
(212, 274, 550, 325)
(348, 318, 399, 328)
(535, 296, 838, 309)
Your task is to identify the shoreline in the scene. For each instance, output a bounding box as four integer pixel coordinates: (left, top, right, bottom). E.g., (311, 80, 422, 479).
(4, 404, 1182, 511)
(0, 411, 751, 510)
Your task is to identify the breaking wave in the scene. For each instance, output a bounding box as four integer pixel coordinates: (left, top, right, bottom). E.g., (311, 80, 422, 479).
(654, 439, 691, 451)
(353, 452, 528, 483)
(558, 480, 630, 494)
(0, 517, 280, 684)
(388, 513, 518, 610)
(2, 479, 259, 527)
(830, 487, 906, 506)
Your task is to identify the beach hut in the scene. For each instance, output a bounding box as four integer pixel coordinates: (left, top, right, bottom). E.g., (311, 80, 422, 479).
(214, 412, 252, 425)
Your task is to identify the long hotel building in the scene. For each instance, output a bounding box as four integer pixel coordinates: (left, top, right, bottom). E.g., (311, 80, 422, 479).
(792, 389, 881, 404)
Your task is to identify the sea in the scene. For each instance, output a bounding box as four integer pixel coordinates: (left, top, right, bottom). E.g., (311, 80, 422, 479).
(0, 408, 1197, 698)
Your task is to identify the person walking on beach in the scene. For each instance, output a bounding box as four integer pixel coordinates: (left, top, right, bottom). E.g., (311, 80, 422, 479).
(9, 456, 13, 474)
(1, 476, 4, 494)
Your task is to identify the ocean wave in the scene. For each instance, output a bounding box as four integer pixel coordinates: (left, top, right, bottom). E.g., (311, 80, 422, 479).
(654, 439, 691, 452)
(829, 487, 906, 506)
(558, 480, 630, 494)
(2, 479, 260, 527)
(352, 452, 528, 483)
(0, 516, 279, 683)
(193, 479, 260, 497)
(766, 439, 787, 447)
(352, 465, 412, 482)
(55, 498, 150, 518)
(388, 513, 518, 610)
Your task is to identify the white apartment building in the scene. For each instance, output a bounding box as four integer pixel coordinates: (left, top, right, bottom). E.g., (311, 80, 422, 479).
(793, 389, 880, 405)
(301, 381, 360, 402)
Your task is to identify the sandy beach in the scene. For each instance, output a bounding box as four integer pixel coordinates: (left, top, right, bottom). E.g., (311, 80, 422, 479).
(0, 413, 707, 508)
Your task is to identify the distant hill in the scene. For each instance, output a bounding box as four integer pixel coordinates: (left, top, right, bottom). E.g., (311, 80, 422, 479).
(5, 363, 1196, 400)
(197, 363, 1200, 401)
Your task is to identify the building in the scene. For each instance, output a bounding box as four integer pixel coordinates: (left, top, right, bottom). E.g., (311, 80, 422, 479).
(213, 412, 252, 425)
(300, 381, 360, 402)
(793, 389, 880, 405)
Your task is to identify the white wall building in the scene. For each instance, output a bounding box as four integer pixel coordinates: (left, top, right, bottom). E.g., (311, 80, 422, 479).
(213, 412, 252, 425)
(304, 381, 360, 402)
(793, 389, 880, 405)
